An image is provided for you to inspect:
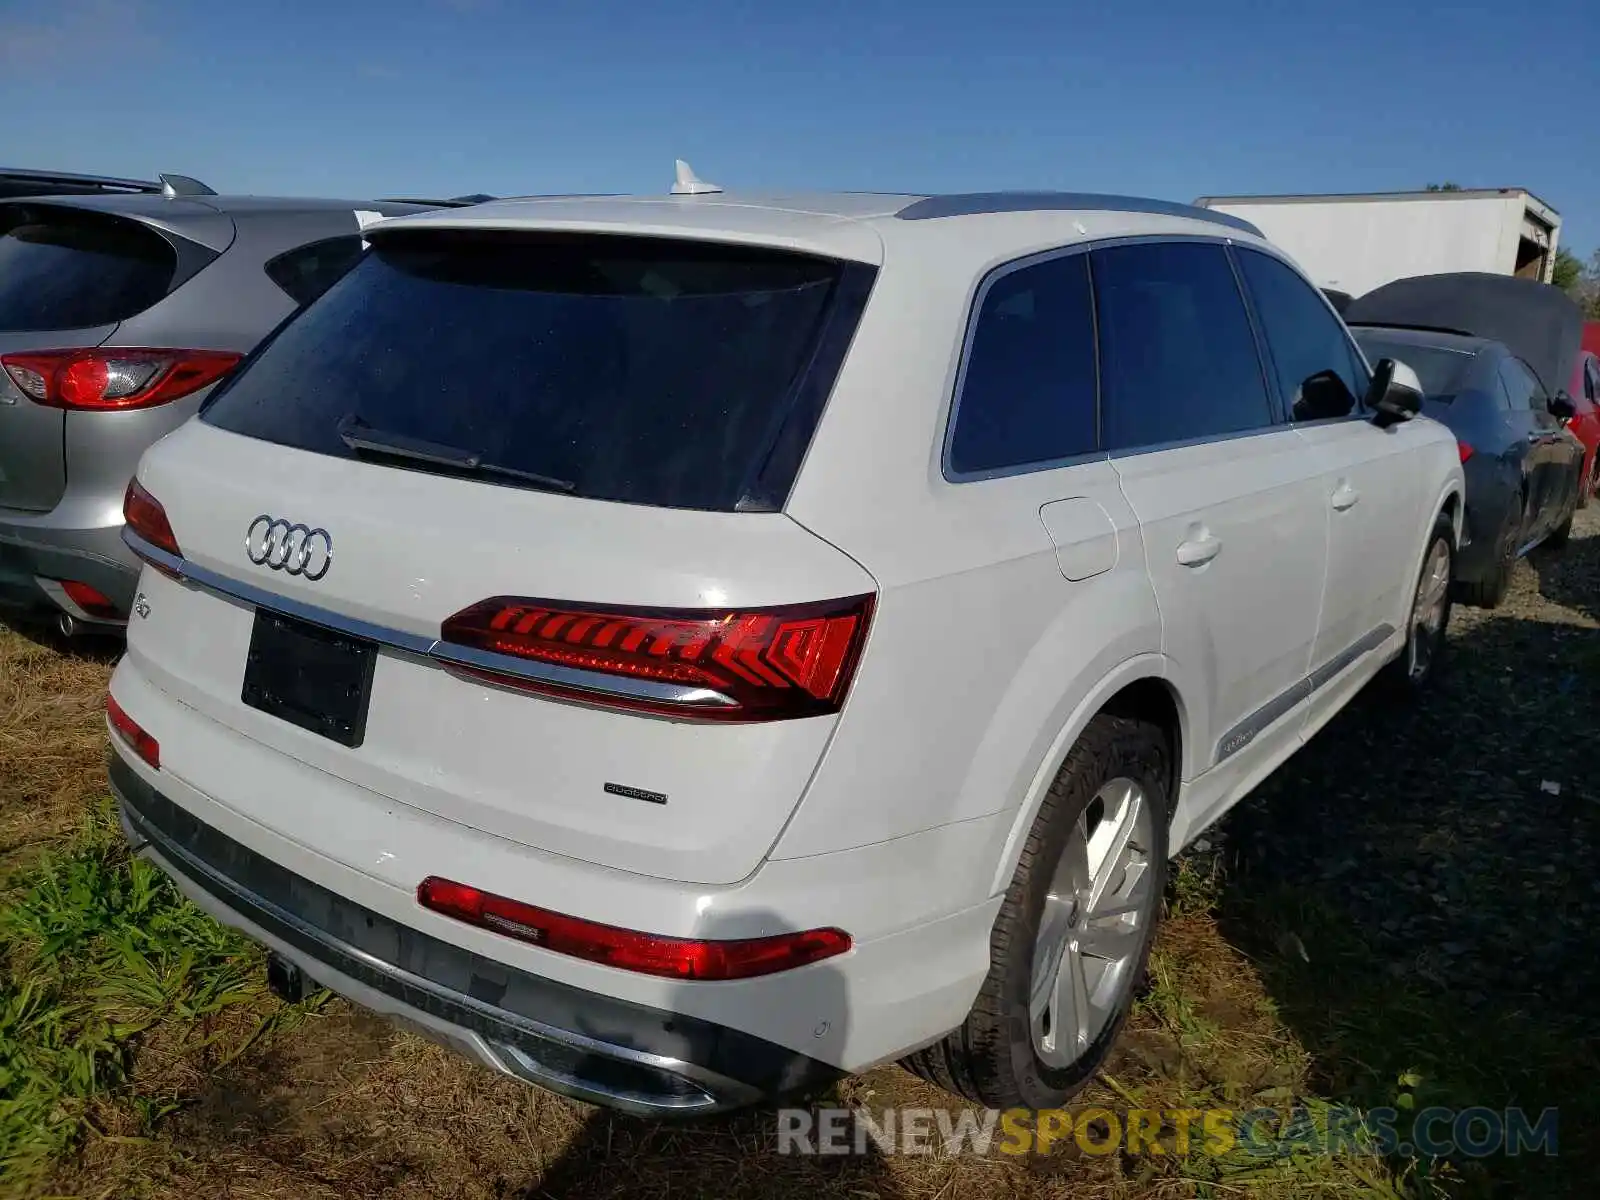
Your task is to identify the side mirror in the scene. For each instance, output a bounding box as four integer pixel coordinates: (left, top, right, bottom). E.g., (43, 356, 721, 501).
(1292, 369, 1357, 422)
(1366, 358, 1424, 427)
(1549, 391, 1577, 422)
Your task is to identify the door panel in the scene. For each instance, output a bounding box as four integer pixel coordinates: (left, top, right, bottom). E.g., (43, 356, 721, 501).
(1228, 244, 1406, 708)
(1112, 430, 1327, 768)
(1298, 416, 1426, 707)
(1496, 355, 1557, 540)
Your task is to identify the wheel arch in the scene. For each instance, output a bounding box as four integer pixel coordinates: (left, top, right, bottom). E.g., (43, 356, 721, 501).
(986, 659, 1187, 896)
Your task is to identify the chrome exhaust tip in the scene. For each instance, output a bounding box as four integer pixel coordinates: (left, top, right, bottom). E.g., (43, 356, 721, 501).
(57, 611, 77, 638)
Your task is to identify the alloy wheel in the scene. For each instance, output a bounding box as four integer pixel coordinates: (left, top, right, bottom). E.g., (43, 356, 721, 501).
(1408, 539, 1451, 680)
(1029, 777, 1156, 1068)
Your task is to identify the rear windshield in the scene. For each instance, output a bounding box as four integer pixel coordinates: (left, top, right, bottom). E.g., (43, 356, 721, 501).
(201, 231, 860, 511)
(0, 206, 177, 331)
(1351, 333, 1474, 401)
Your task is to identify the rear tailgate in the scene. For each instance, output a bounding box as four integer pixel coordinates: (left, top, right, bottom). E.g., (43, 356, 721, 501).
(0, 327, 115, 509)
(0, 202, 200, 511)
(125, 226, 879, 887)
(132, 424, 874, 885)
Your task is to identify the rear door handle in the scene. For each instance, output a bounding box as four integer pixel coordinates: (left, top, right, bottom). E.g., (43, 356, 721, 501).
(1331, 482, 1359, 511)
(1176, 534, 1221, 567)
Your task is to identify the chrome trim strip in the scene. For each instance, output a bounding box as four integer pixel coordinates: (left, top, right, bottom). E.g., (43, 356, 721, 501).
(1213, 622, 1398, 765)
(1308, 623, 1396, 692)
(430, 641, 738, 707)
(123, 526, 739, 708)
(118, 786, 759, 1115)
(126, 526, 437, 655)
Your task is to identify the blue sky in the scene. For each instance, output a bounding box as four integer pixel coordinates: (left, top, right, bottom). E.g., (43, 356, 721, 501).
(4, 0, 1597, 257)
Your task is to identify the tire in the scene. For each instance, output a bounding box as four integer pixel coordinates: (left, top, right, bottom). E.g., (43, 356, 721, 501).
(902, 713, 1170, 1110)
(1384, 514, 1454, 694)
(1453, 495, 1519, 610)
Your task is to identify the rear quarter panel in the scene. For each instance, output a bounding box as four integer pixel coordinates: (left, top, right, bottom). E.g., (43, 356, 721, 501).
(777, 229, 1165, 897)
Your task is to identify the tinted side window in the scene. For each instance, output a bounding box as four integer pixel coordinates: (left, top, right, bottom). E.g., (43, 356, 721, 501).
(948, 253, 1097, 474)
(264, 236, 366, 308)
(1235, 248, 1366, 421)
(1497, 357, 1540, 410)
(1094, 241, 1272, 450)
(0, 206, 177, 331)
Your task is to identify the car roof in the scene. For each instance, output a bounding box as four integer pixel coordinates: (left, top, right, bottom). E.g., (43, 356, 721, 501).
(2, 192, 440, 254)
(362, 190, 1270, 267)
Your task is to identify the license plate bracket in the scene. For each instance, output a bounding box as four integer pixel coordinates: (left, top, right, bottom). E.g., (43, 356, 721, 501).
(241, 610, 377, 748)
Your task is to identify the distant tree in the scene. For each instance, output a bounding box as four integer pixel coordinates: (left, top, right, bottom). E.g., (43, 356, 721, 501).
(1425, 182, 1463, 191)
(1580, 249, 1600, 319)
(1553, 247, 1584, 293)
(1564, 249, 1600, 318)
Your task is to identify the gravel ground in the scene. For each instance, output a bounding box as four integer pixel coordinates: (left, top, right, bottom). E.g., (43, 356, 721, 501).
(1198, 504, 1600, 1189)
(1225, 507, 1598, 1008)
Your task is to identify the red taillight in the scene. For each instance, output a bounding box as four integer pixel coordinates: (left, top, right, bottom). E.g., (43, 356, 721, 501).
(437, 594, 873, 721)
(2, 348, 240, 411)
(417, 876, 850, 980)
(1458, 441, 1474, 463)
(123, 478, 181, 568)
(106, 694, 159, 768)
(59, 580, 119, 619)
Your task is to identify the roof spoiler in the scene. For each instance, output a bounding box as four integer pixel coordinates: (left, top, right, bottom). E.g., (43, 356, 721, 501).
(0, 167, 162, 195)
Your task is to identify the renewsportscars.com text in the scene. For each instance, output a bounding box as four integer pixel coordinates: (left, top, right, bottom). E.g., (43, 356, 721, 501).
(776, 1105, 1559, 1159)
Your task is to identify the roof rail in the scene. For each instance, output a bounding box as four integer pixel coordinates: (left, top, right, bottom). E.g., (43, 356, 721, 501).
(376, 194, 498, 208)
(894, 191, 1264, 236)
(159, 173, 217, 198)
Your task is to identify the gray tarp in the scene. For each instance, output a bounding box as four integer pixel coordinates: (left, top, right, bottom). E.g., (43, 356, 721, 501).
(1345, 271, 1582, 396)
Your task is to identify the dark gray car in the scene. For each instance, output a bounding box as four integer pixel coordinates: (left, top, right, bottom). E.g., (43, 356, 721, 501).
(1349, 325, 1583, 607)
(1347, 272, 1587, 609)
(0, 178, 436, 632)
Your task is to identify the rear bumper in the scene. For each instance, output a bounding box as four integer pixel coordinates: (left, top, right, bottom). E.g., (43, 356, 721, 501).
(0, 506, 136, 623)
(111, 752, 840, 1115)
(1453, 463, 1516, 584)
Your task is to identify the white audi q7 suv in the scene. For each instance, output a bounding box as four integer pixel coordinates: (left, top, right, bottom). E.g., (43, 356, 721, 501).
(107, 177, 1464, 1116)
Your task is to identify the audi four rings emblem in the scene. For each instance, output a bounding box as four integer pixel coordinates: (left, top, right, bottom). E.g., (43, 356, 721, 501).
(245, 516, 333, 581)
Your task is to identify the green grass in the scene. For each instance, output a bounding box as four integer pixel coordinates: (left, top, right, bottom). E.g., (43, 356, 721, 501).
(0, 799, 316, 1193)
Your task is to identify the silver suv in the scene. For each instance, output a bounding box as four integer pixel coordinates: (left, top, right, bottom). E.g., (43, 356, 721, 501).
(0, 175, 436, 633)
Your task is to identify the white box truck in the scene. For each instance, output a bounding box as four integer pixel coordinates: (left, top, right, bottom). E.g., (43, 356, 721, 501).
(1193, 189, 1561, 299)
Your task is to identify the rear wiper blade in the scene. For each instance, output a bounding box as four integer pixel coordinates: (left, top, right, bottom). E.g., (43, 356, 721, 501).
(336, 414, 575, 492)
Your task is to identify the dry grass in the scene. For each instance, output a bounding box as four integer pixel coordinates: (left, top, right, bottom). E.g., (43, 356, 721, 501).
(5, 511, 1599, 1198)
(0, 624, 115, 872)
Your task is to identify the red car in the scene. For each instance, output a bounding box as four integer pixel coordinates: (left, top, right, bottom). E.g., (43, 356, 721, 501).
(1569, 324, 1600, 505)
